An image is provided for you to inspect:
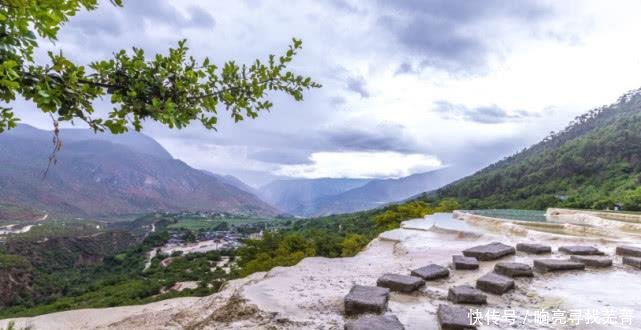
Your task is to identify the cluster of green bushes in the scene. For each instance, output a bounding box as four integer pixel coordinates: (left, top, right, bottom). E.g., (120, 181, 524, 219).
(234, 198, 460, 277)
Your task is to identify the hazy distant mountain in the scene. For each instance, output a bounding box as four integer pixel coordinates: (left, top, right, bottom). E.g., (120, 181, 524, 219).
(259, 167, 463, 217)
(311, 167, 463, 216)
(0, 125, 279, 218)
(204, 171, 260, 196)
(259, 178, 370, 216)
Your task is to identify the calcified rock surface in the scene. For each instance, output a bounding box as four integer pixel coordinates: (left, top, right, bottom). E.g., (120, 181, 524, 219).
(3, 211, 641, 329)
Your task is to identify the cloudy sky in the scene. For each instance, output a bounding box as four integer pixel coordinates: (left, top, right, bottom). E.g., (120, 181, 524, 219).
(13, 0, 641, 186)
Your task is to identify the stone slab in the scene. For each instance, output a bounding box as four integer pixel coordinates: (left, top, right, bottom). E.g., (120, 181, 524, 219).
(344, 314, 405, 330)
(462, 242, 516, 261)
(569, 255, 612, 268)
(623, 256, 641, 269)
(376, 273, 424, 293)
(516, 243, 551, 254)
(437, 304, 477, 330)
(494, 262, 533, 277)
(411, 264, 449, 281)
(344, 285, 390, 316)
(616, 245, 641, 258)
(558, 245, 604, 256)
(533, 259, 586, 273)
(448, 285, 487, 304)
(453, 255, 479, 270)
(476, 272, 515, 294)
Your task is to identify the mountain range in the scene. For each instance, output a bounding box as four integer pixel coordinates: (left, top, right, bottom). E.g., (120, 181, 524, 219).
(0, 125, 466, 220)
(0, 125, 278, 218)
(259, 167, 464, 217)
(258, 178, 370, 216)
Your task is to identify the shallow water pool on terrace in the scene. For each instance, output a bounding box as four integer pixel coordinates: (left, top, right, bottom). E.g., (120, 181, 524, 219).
(465, 209, 547, 222)
(403, 213, 483, 233)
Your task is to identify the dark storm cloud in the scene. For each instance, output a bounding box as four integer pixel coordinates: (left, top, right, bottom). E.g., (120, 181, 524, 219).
(326, 0, 361, 14)
(395, 61, 418, 75)
(324, 124, 421, 153)
(434, 101, 540, 124)
(377, 0, 554, 72)
(52, 0, 216, 67)
(116, 1, 215, 29)
(346, 76, 370, 98)
(70, 10, 124, 36)
(248, 149, 314, 165)
(329, 96, 347, 106)
(68, 1, 215, 38)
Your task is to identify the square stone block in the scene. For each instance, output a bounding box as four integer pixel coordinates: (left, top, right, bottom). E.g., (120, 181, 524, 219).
(616, 245, 641, 258)
(476, 272, 515, 294)
(453, 255, 479, 270)
(463, 242, 515, 261)
(411, 264, 449, 281)
(344, 314, 405, 330)
(516, 243, 551, 254)
(437, 304, 477, 330)
(623, 256, 641, 269)
(344, 285, 389, 316)
(376, 273, 424, 293)
(533, 259, 585, 273)
(494, 262, 533, 277)
(558, 245, 604, 256)
(447, 285, 487, 304)
(569, 255, 612, 268)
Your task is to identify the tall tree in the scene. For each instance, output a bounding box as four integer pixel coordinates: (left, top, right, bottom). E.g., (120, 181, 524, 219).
(0, 0, 321, 135)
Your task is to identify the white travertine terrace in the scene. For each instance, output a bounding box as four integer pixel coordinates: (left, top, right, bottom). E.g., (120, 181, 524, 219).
(2, 211, 641, 329)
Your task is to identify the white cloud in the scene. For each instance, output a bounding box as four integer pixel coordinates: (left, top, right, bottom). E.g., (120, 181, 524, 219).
(275, 151, 442, 179)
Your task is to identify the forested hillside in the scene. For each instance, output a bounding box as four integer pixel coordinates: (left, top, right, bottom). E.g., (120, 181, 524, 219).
(433, 88, 641, 210)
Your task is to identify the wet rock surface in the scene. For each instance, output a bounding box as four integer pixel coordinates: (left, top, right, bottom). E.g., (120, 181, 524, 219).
(411, 264, 449, 281)
(448, 285, 487, 304)
(476, 272, 515, 294)
(622, 256, 641, 269)
(569, 255, 612, 268)
(533, 259, 586, 273)
(376, 274, 424, 293)
(494, 262, 533, 277)
(344, 314, 405, 330)
(559, 245, 604, 255)
(437, 304, 477, 330)
(462, 242, 515, 261)
(616, 245, 641, 257)
(344, 285, 390, 315)
(452, 255, 479, 270)
(516, 243, 552, 254)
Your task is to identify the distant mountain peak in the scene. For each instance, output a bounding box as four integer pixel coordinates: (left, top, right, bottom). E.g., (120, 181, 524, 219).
(0, 125, 279, 217)
(259, 168, 464, 217)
